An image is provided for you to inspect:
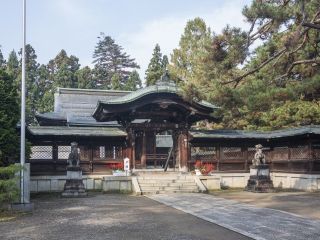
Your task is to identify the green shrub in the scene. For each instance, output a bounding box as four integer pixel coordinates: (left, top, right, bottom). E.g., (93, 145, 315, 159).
(0, 164, 20, 206)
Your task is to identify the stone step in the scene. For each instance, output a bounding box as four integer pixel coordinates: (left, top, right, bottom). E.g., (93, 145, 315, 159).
(137, 175, 194, 180)
(138, 178, 195, 183)
(140, 186, 198, 190)
(141, 188, 198, 192)
(138, 182, 197, 187)
(141, 189, 200, 195)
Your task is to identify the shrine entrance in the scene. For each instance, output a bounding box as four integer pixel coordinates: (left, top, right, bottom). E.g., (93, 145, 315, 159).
(133, 129, 173, 169)
(93, 73, 219, 171)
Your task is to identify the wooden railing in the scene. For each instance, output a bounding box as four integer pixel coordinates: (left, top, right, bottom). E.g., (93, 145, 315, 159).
(146, 154, 168, 167)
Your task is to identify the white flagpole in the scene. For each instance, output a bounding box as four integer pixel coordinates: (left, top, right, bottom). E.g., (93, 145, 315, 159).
(20, 0, 26, 204)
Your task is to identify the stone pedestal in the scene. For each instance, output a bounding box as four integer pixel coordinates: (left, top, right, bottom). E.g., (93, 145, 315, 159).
(245, 164, 274, 193)
(61, 167, 87, 197)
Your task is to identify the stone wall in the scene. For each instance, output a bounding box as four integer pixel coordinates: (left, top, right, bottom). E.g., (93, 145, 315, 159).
(271, 172, 320, 191)
(102, 176, 132, 193)
(199, 173, 320, 192)
(30, 175, 104, 192)
(30, 172, 320, 193)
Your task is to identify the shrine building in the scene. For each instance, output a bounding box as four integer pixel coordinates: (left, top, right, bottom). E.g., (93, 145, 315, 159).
(26, 73, 320, 191)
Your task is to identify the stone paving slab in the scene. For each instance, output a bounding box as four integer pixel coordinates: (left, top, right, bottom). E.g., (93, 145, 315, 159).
(148, 193, 320, 240)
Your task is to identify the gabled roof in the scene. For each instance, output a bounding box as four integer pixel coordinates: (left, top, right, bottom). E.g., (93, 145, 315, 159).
(190, 125, 320, 140)
(93, 75, 219, 123)
(94, 81, 217, 109)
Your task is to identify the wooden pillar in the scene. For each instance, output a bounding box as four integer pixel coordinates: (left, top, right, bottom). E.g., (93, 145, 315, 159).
(89, 145, 93, 173)
(127, 129, 135, 169)
(216, 144, 220, 171)
(308, 137, 313, 173)
(244, 146, 248, 171)
(172, 131, 179, 169)
(178, 130, 189, 172)
(141, 131, 147, 168)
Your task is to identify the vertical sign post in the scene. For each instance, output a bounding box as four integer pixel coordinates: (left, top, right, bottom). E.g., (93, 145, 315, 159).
(124, 157, 130, 176)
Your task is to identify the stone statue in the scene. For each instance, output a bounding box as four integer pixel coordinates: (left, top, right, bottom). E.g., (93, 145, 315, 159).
(252, 144, 266, 167)
(68, 142, 80, 167)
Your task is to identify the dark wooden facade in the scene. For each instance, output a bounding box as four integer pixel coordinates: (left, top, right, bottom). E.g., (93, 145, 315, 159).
(190, 130, 320, 174)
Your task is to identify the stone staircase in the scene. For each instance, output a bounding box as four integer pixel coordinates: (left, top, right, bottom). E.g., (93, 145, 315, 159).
(136, 172, 200, 195)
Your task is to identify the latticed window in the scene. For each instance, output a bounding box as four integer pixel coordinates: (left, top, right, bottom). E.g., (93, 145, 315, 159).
(30, 146, 52, 160)
(312, 143, 320, 159)
(58, 146, 71, 159)
(272, 147, 288, 161)
(248, 147, 271, 163)
(290, 145, 309, 160)
(100, 146, 105, 158)
(221, 147, 243, 160)
(92, 145, 123, 160)
(191, 146, 216, 162)
(79, 146, 90, 160)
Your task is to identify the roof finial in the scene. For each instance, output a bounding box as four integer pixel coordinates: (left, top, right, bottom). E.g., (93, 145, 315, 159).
(156, 69, 175, 86)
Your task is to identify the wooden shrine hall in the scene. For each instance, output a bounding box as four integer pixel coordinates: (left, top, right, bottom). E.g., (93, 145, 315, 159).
(26, 73, 320, 176)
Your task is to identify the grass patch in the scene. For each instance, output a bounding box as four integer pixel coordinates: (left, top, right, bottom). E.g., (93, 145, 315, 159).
(0, 209, 30, 222)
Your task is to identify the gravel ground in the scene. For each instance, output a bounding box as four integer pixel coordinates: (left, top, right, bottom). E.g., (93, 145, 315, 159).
(0, 193, 251, 240)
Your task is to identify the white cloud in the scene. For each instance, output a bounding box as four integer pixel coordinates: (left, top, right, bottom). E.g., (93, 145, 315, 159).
(119, 1, 250, 82)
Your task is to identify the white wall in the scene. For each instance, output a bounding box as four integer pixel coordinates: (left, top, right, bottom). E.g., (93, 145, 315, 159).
(199, 172, 320, 192)
(30, 175, 105, 192)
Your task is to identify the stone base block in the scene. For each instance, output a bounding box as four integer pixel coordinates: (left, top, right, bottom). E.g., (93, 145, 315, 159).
(245, 178, 275, 193)
(246, 165, 274, 193)
(61, 173, 87, 197)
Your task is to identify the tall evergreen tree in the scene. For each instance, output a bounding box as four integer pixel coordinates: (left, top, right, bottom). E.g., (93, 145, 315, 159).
(145, 44, 164, 86)
(92, 33, 139, 89)
(6, 50, 19, 81)
(16, 45, 41, 124)
(37, 64, 53, 113)
(125, 70, 142, 91)
(0, 46, 5, 69)
(77, 66, 94, 89)
(111, 73, 121, 90)
(0, 70, 20, 166)
(169, 17, 213, 100)
(49, 50, 80, 88)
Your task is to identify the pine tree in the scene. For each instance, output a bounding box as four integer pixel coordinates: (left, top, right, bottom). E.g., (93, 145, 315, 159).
(145, 44, 164, 86)
(92, 33, 139, 89)
(125, 70, 142, 91)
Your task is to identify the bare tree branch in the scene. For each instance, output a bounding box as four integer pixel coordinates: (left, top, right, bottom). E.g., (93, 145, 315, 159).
(302, 22, 320, 30)
(222, 48, 287, 85)
(276, 58, 320, 80)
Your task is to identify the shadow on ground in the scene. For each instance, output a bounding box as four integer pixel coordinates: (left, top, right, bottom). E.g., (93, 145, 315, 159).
(0, 193, 251, 240)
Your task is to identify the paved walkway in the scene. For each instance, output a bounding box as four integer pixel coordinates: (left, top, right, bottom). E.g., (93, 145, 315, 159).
(148, 193, 320, 240)
(210, 191, 320, 219)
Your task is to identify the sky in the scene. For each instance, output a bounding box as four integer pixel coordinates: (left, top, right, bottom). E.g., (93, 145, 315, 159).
(0, 0, 252, 80)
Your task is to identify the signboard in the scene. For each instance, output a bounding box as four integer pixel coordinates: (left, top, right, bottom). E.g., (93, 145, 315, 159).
(124, 157, 130, 171)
